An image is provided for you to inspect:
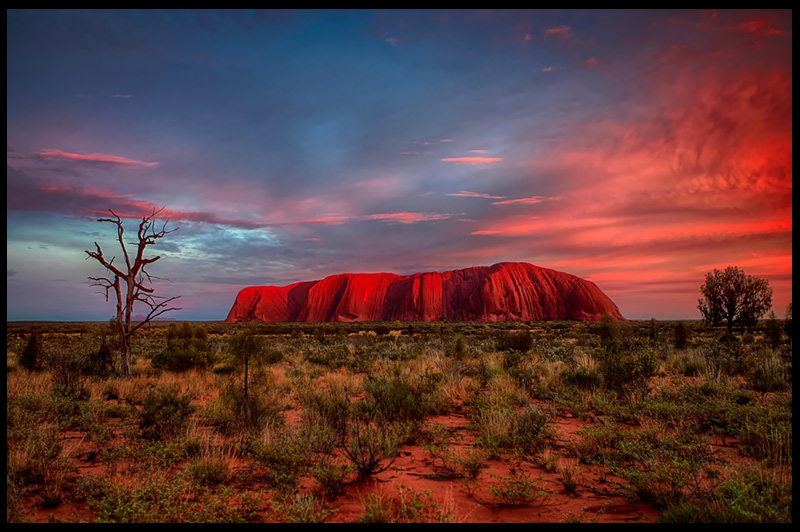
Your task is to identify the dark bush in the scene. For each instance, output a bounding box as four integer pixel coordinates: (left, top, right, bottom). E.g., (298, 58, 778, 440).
(363, 368, 442, 423)
(763, 313, 783, 350)
(496, 330, 533, 353)
(373, 324, 391, 336)
(594, 338, 657, 403)
(152, 322, 210, 372)
(221, 379, 284, 435)
(139, 384, 195, 440)
(596, 314, 618, 347)
(674, 322, 690, 350)
(452, 335, 468, 361)
(19, 332, 44, 371)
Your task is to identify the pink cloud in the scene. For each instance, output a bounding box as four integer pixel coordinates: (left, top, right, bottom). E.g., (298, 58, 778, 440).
(543, 25, 573, 39)
(441, 157, 502, 164)
(492, 196, 545, 205)
(32, 149, 159, 167)
(364, 212, 454, 224)
(737, 18, 788, 36)
(470, 149, 487, 154)
(247, 211, 456, 227)
(447, 190, 505, 200)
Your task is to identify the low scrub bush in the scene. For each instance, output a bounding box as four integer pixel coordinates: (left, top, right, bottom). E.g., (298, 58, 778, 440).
(138, 384, 196, 440)
(659, 469, 792, 523)
(19, 332, 45, 371)
(593, 339, 657, 404)
(152, 322, 210, 372)
(496, 330, 533, 353)
(476, 402, 551, 456)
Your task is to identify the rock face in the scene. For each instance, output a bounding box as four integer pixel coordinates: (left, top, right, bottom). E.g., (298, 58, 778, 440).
(225, 262, 624, 323)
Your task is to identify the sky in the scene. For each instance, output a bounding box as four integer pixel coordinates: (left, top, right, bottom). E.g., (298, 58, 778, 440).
(6, 9, 793, 321)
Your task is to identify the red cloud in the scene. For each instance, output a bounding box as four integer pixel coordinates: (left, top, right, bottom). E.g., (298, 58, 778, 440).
(364, 212, 454, 224)
(447, 190, 505, 200)
(492, 196, 545, 205)
(543, 25, 573, 38)
(738, 18, 788, 35)
(441, 157, 502, 164)
(32, 149, 159, 167)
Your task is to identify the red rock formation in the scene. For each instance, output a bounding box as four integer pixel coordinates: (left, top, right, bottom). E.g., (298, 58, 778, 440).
(225, 262, 624, 322)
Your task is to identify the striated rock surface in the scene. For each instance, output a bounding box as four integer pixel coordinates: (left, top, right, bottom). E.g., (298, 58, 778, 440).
(225, 262, 624, 323)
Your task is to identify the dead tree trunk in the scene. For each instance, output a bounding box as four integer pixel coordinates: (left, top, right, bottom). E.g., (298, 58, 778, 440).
(86, 208, 181, 377)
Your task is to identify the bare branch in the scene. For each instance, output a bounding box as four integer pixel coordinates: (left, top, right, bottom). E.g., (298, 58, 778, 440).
(85, 242, 126, 279)
(129, 295, 182, 336)
(88, 275, 117, 301)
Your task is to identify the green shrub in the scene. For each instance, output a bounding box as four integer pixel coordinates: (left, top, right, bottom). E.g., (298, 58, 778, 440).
(311, 457, 354, 497)
(744, 348, 790, 393)
(221, 377, 285, 435)
(362, 368, 442, 424)
(272, 492, 333, 523)
(476, 403, 551, 456)
(46, 345, 92, 401)
(452, 335, 469, 361)
(251, 435, 310, 491)
(139, 385, 195, 440)
(152, 322, 210, 372)
(188, 446, 233, 485)
(482, 469, 544, 508)
(593, 339, 657, 404)
(660, 470, 792, 523)
(596, 314, 619, 347)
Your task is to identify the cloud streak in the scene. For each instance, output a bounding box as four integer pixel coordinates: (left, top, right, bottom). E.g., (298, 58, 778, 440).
(31, 149, 159, 167)
(543, 25, 573, 39)
(441, 157, 503, 164)
(447, 190, 506, 200)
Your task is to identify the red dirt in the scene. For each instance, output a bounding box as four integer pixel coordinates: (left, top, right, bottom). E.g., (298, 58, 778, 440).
(15, 377, 783, 523)
(16, 405, 663, 524)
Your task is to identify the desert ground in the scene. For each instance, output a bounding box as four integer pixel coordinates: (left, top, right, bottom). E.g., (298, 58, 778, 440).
(6, 319, 792, 523)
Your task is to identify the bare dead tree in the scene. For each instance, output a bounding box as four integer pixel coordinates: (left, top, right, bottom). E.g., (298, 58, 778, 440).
(85, 207, 181, 377)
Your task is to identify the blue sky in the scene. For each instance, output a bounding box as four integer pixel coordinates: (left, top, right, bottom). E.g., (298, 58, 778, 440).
(7, 9, 793, 321)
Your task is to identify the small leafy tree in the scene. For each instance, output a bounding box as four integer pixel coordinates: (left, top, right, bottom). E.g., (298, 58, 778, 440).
(227, 329, 267, 400)
(224, 329, 284, 433)
(698, 267, 773, 334)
